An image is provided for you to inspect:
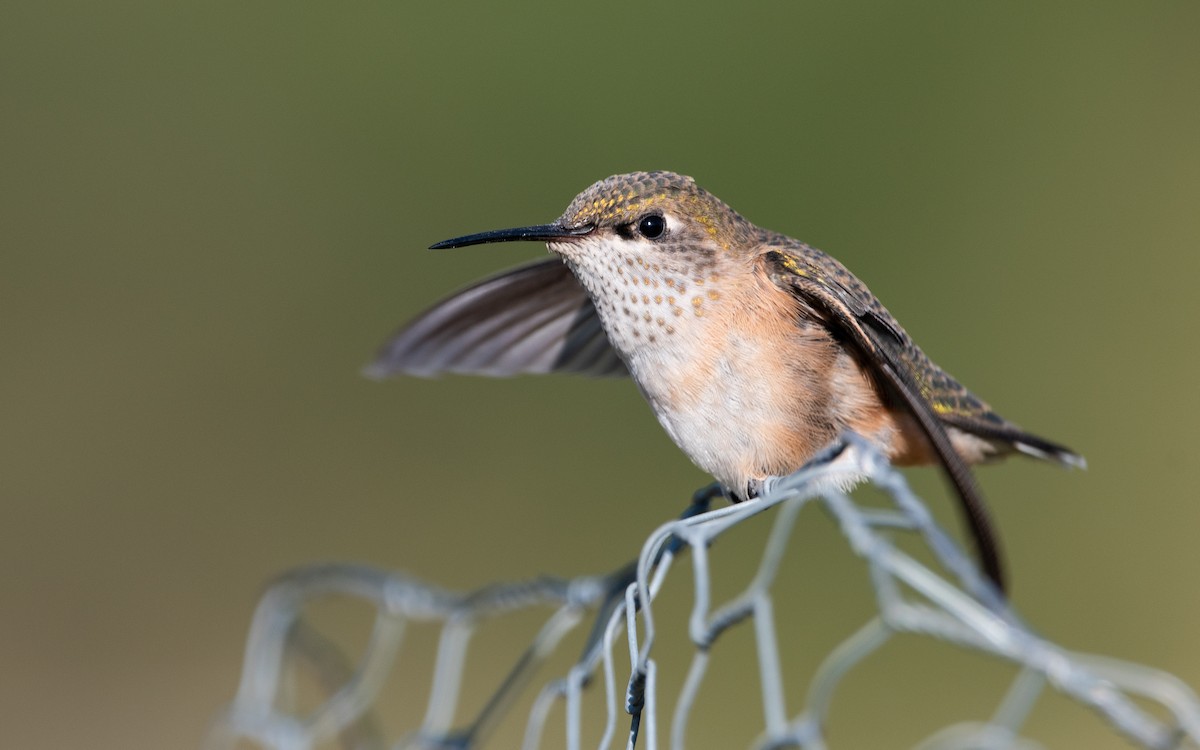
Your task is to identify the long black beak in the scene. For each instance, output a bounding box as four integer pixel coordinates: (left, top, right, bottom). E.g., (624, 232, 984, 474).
(429, 223, 594, 250)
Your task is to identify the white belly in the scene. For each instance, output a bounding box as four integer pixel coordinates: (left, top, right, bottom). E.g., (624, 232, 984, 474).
(621, 319, 836, 495)
(563, 248, 858, 495)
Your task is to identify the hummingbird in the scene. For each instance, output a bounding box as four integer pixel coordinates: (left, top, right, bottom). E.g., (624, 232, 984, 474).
(367, 171, 1084, 592)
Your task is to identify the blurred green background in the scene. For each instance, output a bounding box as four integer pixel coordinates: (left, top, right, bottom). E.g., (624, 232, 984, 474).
(3, 2, 1199, 748)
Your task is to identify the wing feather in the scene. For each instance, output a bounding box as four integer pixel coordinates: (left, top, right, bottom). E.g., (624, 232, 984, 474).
(366, 259, 628, 379)
(762, 246, 1007, 592)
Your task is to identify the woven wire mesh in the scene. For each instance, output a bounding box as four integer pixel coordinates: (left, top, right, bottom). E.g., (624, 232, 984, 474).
(207, 437, 1200, 750)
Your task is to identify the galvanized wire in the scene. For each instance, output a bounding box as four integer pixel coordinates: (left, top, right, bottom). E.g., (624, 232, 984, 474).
(207, 437, 1200, 750)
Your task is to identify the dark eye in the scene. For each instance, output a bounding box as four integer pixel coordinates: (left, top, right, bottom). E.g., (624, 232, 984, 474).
(637, 214, 666, 240)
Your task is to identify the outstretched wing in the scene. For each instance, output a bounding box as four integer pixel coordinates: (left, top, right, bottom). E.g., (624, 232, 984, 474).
(365, 259, 628, 379)
(761, 242, 1008, 592)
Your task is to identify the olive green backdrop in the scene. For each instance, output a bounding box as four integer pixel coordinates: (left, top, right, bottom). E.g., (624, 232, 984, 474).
(3, 2, 1198, 748)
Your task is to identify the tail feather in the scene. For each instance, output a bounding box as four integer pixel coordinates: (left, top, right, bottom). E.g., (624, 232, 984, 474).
(941, 414, 1085, 470)
(1012, 434, 1087, 470)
